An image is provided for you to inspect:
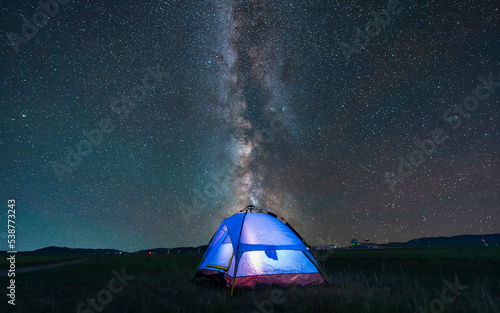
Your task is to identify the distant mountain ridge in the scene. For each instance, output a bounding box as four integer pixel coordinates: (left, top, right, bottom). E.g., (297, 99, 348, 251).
(386, 233, 500, 247)
(20, 246, 125, 255)
(4, 234, 499, 255)
(4, 245, 209, 255)
(135, 246, 208, 254)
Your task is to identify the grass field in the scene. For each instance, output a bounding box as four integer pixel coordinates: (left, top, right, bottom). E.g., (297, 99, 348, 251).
(0, 255, 89, 268)
(1, 247, 499, 313)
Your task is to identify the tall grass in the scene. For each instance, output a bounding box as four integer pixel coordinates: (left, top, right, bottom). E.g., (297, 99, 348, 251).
(0, 247, 498, 313)
(0, 255, 89, 268)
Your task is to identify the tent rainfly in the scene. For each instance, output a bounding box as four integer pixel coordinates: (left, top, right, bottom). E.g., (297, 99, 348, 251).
(193, 205, 329, 295)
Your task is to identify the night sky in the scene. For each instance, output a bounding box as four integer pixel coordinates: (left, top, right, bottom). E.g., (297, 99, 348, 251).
(1, 0, 499, 252)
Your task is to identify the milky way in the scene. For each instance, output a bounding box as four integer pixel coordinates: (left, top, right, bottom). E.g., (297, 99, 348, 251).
(1, 0, 498, 251)
(213, 0, 292, 212)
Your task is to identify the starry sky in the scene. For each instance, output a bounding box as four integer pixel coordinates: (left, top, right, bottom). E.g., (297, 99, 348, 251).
(1, 0, 499, 252)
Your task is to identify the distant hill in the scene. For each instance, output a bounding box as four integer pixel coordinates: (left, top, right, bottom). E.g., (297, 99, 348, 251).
(135, 246, 208, 254)
(387, 234, 500, 247)
(5, 234, 499, 255)
(18, 246, 126, 256)
(2, 245, 210, 256)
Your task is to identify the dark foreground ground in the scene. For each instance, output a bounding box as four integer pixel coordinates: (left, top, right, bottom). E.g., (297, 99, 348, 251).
(0, 247, 499, 313)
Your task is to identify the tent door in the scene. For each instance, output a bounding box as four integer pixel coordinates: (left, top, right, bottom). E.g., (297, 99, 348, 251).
(206, 251, 234, 272)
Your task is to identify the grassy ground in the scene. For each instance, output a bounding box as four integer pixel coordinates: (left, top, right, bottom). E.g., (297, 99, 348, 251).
(0, 247, 499, 313)
(0, 255, 89, 268)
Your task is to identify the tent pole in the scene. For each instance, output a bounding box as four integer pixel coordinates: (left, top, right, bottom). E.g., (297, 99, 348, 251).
(305, 250, 331, 286)
(230, 210, 249, 296)
(192, 225, 220, 282)
(270, 212, 331, 286)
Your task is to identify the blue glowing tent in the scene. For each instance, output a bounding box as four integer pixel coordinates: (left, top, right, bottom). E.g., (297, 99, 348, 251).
(193, 206, 329, 294)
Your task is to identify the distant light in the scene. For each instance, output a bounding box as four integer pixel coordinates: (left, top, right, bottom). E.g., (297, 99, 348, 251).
(149, 251, 152, 255)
